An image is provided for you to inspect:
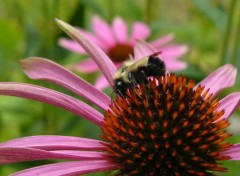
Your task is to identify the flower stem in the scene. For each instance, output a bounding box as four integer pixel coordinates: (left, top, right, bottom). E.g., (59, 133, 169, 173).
(220, 0, 237, 65)
(145, 0, 153, 24)
(108, 0, 114, 22)
(231, 9, 240, 65)
(0, 112, 2, 141)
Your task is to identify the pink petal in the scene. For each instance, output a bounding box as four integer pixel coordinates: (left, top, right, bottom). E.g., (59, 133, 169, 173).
(112, 17, 128, 43)
(77, 28, 109, 51)
(0, 147, 105, 164)
(92, 16, 115, 47)
(196, 64, 237, 97)
(130, 22, 150, 44)
(51, 150, 107, 158)
(221, 143, 240, 160)
(95, 74, 109, 90)
(55, 18, 116, 87)
(0, 83, 103, 126)
(160, 45, 189, 58)
(70, 58, 99, 73)
(134, 39, 156, 60)
(0, 135, 105, 151)
(163, 59, 188, 71)
(218, 92, 240, 120)
(59, 30, 109, 54)
(58, 38, 87, 54)
(21, 57, 110, 110)
(12, 160, 119, 176)
(150, 33, 175, 48)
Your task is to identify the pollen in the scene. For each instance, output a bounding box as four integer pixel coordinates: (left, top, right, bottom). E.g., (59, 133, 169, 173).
(101, 74, 232, 176)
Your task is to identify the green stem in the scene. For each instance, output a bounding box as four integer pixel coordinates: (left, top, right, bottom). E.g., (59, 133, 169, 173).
(231, 8, 240, 65)
(0, 112, 2, 141)
(220, 0, 237, 65)
(69, 2, 85, 28)
(145, 0, 153, 24)
(108, 0, 114, 22)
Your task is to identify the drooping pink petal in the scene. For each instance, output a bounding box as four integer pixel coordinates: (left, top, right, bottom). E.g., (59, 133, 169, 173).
(221, 143, 240, 160)
(163, 59, 188, 71)
(95, 74, 109, 90)
(134, 39, 156, 60)
(55, 18, 116, 87)
(70, 58, 99, 73)
(196, 64, 237, 97)
(161, 45, 189, 58)
(0, 147, 106, 164)
(130, 22, 150, 44)
(12, 160, 119, 176)
(92, 16, 115, 47)
(0, 83, 103, 126)
(218, 92, 240, 120)
(150, 33, 175, 48)
(112, 17, 128, 43)
(58, 38, 87, 54)
(0, 135, 106, 151)
(21, 57, 110, 110)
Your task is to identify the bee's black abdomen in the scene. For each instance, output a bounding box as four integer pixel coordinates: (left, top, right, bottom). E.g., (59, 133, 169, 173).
(146, 55, 166, 77)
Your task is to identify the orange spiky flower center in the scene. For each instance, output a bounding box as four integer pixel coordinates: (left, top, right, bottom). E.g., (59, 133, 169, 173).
(108, 43, 134, 62)
(101, 74, 232, 176)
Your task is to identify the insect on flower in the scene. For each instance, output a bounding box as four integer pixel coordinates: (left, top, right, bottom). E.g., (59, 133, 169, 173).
(113, 51, 166, 98)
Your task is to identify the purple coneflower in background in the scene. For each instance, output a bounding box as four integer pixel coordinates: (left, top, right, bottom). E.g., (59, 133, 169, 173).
(59, 16, 188, 89)
(0, 19, 240, 175)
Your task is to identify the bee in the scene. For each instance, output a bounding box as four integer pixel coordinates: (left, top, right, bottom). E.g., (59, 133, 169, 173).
(113, 52, 166, 98)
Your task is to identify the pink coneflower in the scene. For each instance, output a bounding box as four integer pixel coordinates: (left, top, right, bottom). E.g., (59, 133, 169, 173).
(59, 16, 188, 89)
(0, 19, 240, 176)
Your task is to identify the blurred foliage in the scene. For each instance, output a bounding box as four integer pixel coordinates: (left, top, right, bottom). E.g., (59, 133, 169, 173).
(0, 0, 239, 175)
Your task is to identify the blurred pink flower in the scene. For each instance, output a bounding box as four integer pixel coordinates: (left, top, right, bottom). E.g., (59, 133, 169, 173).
(0, 19, 239, 175)
(59, 16, 188, 89)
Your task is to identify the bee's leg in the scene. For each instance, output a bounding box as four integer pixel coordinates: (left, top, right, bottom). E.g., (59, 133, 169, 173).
(118, 90, 127, 99)
(137, 69, 151, 107)
(127, 72, 138, 88)
(132, 70, 150, 103)
(128, 68, 148, 86)
(138, 69, 148, 84)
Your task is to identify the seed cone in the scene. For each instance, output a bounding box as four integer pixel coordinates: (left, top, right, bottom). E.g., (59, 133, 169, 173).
(101, 74, 232, 176)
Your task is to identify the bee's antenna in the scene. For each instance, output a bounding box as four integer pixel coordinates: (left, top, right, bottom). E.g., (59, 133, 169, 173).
(128, 54, 134, 61)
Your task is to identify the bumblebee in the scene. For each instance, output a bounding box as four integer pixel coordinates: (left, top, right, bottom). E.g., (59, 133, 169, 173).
(113, 52, 166, 98)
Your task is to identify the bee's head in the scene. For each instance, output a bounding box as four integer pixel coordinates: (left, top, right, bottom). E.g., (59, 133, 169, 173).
(113, 79, 130, 98)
